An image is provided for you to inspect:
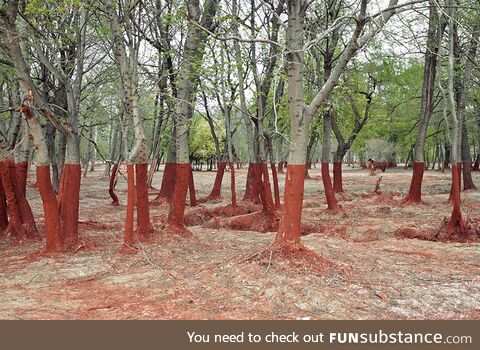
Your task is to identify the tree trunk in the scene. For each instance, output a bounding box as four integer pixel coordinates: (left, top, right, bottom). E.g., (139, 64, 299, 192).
(188, 165, 197, 207)
(0, 179, 8, 232)
(445, 3, 466, 235)
(461, 124, 476, 190)
(229, 162, 237, 207)
(200, 162, 226, 202)
(333, 161, 343, 193)
(275, 0, 307, 245)
(321, 108, 339, 211)
(109, 159, 120, 206)
(152, 126, 176, 204)
(404, 1, 445, 204)
(19, 104, 64, 252)
(167, 0, 219, 233)
(107, 3, 153, 242)
(271, 162, 281, 209)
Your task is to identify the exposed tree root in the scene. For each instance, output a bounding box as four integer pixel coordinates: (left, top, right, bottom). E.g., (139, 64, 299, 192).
(149, 196, 170, 206)
(184, 206, 214, 226)
(164, 224, 194, 238)
(119, 243, 139, 255)
(322, 206, 344, 214)
(202, 211, 278, 233)
(210, 202, 262, 217)
(196, 196, 222, 204)
(372, 193, 399, 206)
(300, 222, 349, 239)
(395, 220, 479, 243)
(245, 242, 336, 274)
(401, 197, 427, 206)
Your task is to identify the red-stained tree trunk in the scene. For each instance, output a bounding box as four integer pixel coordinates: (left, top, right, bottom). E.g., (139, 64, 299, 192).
(136, 163, 153, 237)
(447, 163, 465, 234)
(166, 0, 219, 235)
(37, 165, 64, 252)
(271, 163, 281, 209)
(19, 103, 64, 252)
(444, 3, 473, 236)
(0, 123, 37, 239)
(8, 160, 36, 236)
(404, 2, 445, 204)
(168, 163, 190, 234)
(320, 99, 339, 210)
(276, 164, 305, 244)
(4, 3, 71, 252)
(274, 0, 398, 249)
(155, 161, 176, 203)
(124, 164, 135, 246)
(259, 163, 276, 220)
(448, 163, 462, 202)
(58, 161, 81, 248)
(403, 162, 425, 204)
(243, 163, 261, 203)
(321, 162, 339, 211)
(333, 162, 343, 193)
(108, 3, 154, 246)
(188, 166, 197, 207)
(0, 181, 7, 232)
(200, 161, 226, 202)
(15, 162, 28, 196)
(0, 160, 26, 239)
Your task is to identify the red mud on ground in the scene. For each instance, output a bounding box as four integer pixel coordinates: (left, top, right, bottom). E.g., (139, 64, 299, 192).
(0, 165, 479, 319)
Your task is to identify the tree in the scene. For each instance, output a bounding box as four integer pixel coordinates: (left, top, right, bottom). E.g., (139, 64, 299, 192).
(167, 0, 219, 235)
(403, 0, 446, 204)
(105, 0, 154, 245)
(273, 0, 399, 254)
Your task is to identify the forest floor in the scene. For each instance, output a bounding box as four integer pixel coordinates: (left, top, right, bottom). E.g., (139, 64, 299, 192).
(0, 164, 479, 319)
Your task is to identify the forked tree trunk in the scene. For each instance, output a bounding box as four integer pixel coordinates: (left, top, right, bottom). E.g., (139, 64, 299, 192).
(107, 2, 153, 243)
(275, 0, 398, 246)
(19, 103, 64, 252)
(4, 3, 72, 252)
